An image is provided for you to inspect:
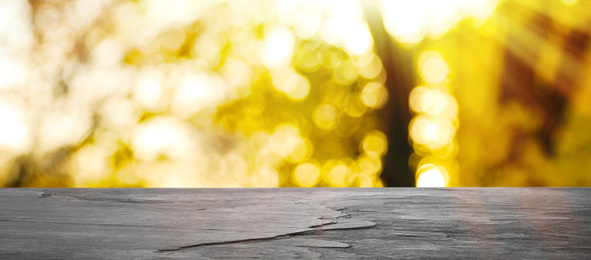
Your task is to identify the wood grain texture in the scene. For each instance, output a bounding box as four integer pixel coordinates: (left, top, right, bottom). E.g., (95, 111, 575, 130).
(0, 188, 590, 259)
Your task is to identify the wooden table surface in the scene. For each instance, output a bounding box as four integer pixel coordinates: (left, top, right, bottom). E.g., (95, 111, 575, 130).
(1, 188, 590, 259)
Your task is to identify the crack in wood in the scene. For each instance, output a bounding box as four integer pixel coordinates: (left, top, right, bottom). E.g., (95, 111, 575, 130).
(308, 221, 338, 228)
(156, 224, 375, 253)
(156, 207, 375, 253)
(157, 233, 302, 252)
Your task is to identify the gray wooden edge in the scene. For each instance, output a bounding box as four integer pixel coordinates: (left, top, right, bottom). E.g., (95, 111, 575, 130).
(1, 188, 590, 259)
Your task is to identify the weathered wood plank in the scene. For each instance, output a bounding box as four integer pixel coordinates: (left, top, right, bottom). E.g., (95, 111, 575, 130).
(0, 188, 590, 259)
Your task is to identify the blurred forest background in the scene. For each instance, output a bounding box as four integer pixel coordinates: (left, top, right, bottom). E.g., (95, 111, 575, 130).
(1, 0, 591, 187)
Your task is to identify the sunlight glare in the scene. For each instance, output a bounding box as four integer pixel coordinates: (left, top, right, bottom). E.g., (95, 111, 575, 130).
(381, 0, 498, 45)
(272, 69, 311, 100)
(131, 117, 195, 161)
(410, 115, 455, 150)
(0, 100, 30, 153)
(417, 168, 445, 187)
(173, 73, 226, 115)
(419, 51, 450, 85)
(134, 69, 163, 109)
(293, 161, 321, 187)
(260, 25, 295, 68)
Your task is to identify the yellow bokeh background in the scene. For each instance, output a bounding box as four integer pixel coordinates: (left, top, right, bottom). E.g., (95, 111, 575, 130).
(1, 0, 591, 187)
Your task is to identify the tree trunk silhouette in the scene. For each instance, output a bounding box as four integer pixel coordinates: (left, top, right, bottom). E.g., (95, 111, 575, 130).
(362, 2, 415, 187)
